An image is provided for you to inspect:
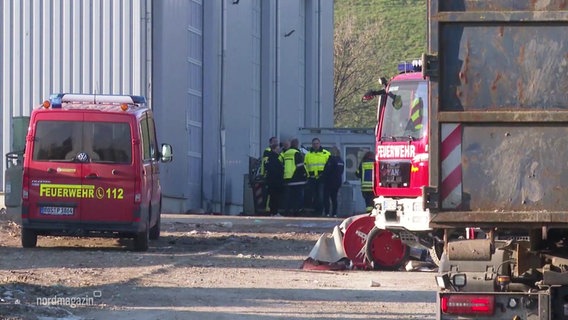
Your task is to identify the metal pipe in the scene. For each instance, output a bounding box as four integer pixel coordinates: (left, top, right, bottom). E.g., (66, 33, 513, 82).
(507, 283, 532, 293)
(275, 0, 279, 136)
(317, 0, 321, 126)
(220, 0, 227, 213)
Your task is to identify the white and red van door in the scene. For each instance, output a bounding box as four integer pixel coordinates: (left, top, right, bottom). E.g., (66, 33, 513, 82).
(26, 113, 84, 222)
(80, 116, 136, 223)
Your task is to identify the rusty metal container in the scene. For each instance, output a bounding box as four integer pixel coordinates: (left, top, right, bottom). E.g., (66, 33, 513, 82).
(426, 0, 568, 228)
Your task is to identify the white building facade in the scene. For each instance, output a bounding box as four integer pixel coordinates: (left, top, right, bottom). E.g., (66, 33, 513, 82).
(0, 0, 335, 214)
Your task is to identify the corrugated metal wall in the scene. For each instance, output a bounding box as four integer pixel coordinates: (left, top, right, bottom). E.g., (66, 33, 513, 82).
(152, 0, 203, 213)
(0, 0, 151, 188)
(222, 0, 263, 213)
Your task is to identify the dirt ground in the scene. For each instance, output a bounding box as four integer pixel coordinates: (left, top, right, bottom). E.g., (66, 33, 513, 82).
(0, 213, 437, 320)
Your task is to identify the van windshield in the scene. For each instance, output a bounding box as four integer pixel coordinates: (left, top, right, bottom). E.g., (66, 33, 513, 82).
(33, 121, 132, 163)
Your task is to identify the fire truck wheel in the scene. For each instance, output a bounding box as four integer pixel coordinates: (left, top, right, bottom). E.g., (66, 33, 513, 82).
(21, 228, 38, 248)
(342, 215, 377, 268)
(365, 227, 409, 271)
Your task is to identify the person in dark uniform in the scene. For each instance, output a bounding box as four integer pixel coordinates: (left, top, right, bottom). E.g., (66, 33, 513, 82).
(322, 146, 345, 217)
(259, 136, 279, 213)
(264, 142, 284, 216)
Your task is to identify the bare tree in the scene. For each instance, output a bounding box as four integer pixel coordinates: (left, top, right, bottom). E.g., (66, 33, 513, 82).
(334, 17, 388, 127)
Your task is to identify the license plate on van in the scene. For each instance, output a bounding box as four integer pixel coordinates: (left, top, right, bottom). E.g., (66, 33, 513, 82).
(40, 206, 74, 216)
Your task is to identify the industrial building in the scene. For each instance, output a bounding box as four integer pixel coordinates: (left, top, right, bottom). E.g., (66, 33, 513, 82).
(0, 0, 372, 215)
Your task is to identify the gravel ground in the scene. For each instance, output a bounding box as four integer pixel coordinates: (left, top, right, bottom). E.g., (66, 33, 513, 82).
(0, 213, 437, 320)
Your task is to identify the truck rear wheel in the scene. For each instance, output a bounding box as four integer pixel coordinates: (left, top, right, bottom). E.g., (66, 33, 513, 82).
(21, 228, 37, 248)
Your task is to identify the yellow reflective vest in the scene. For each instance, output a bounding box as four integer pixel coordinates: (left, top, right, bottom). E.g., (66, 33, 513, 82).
(356, 160, 374, 192)
(259, 147, 271, 178)
(304, 148, 330, 178)
(282, 148, 307, 185)
(410, 97, 424, 131)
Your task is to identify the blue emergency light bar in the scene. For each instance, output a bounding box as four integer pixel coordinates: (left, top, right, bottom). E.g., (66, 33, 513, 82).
(49, 93, 146, 108)
(397, 59, 422, 73)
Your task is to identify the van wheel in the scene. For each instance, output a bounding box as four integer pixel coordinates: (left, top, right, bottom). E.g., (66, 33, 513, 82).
(149, 213, 161, 240)
(133, 225, 149, 251)
(21, 228, 38, 248)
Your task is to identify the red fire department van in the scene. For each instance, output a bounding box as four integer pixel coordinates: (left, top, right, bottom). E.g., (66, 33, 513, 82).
(20, 93, 173, 251)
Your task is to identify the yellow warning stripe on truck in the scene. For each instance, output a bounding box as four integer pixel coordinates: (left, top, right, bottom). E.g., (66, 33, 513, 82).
(40, 184, 95, 198)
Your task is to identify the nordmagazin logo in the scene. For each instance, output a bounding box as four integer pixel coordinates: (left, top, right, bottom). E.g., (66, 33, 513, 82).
(36, 290, 101, 308)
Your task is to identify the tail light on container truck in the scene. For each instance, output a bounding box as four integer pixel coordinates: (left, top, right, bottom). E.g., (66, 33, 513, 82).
(440, 294, 495, 316)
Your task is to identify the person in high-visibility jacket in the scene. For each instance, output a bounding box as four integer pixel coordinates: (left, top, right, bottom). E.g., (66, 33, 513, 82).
(409, 97, 424, 132)
(281, 138, 308, 216)
(260, 136, 279, 178)
(304, 138, 330, 216)
(355, 151, 375, 212)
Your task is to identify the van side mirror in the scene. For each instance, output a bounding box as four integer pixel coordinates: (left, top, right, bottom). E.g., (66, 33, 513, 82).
(160, 143, 173, 163)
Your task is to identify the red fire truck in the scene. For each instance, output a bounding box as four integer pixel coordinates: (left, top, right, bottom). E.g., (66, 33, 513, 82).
(336, 61, 430, 271)
(361, 61, 440, 263)
(363, 62, 479, 267)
